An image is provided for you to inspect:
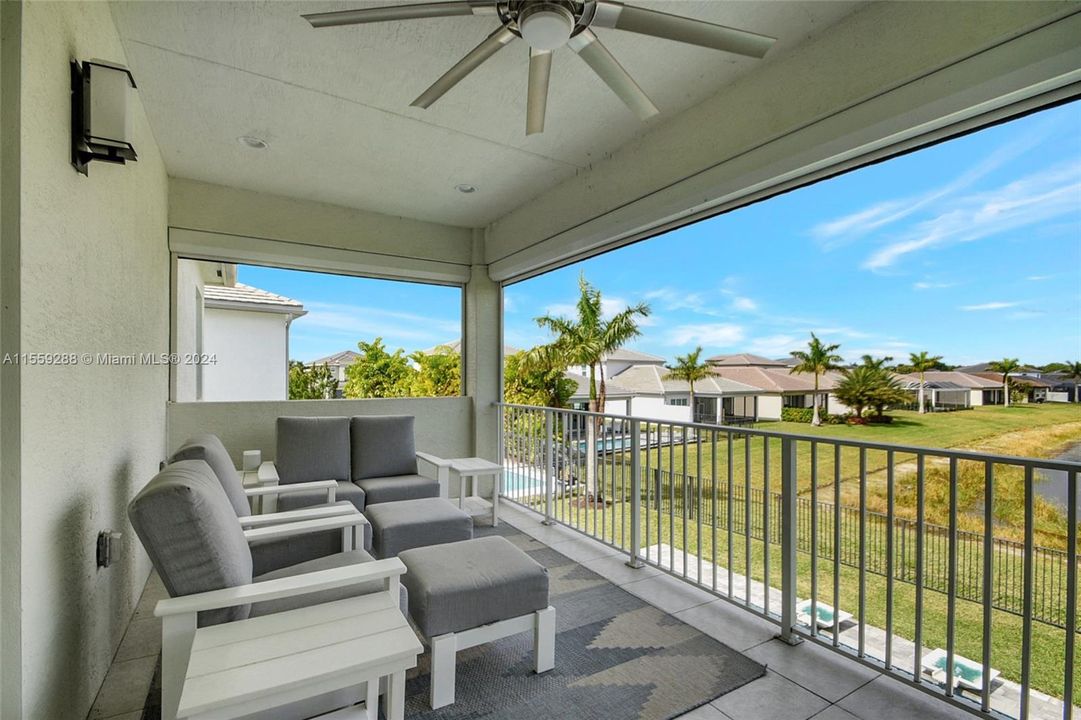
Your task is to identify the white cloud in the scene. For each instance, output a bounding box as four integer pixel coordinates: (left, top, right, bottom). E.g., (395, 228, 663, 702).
(913, 280, 956, 290)
(731, 296, 757, 312)
(1008, 310, 1046, 320)
(296, 301, 459, 344)
(747, 334, 804, 357)
(644, 288, 723, 316)
(1026, 275, 1056, 282)
(863, 161, 1081, 271)
(959, 301, 1021, 311)
(814, 130, 1051, 249)
(665, 323, 745, 347)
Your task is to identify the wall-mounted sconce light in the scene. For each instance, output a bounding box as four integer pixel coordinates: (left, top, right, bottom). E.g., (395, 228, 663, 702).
(70, 59, 138, 175)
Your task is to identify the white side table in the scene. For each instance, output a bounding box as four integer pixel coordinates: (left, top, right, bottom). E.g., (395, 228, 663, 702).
(448, 457, 503, 527)
(240, 461, 279, 514)
(176, 592, 422, 720)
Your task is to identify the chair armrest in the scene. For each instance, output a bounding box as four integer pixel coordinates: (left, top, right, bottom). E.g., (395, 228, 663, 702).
(154, 558, 406, 618)
(242, 513, 367, 544)
(244, 479, 337, 498)
(257, 461, 279, 485)
(416, 451, 452, 469)
(237, 504, 356, 529)
(417, 451, 452, 497)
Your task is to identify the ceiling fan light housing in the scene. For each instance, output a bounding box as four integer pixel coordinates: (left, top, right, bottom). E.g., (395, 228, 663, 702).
(518, 3, 575, 51)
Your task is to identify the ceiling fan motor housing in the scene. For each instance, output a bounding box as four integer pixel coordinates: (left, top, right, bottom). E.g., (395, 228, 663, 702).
(508, 1, 581, 50)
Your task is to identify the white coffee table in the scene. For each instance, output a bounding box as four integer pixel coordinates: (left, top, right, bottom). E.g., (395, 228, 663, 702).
(448, 457, 503, 526)
(175, 592, 422, 720)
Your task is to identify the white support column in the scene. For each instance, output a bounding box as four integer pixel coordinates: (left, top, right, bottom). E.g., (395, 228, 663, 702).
(463, 229, 502, 472)
(534, 606, 556, 673)
(429, 633, 458, 709)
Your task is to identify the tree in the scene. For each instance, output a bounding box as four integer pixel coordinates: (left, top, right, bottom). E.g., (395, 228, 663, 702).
(1063, 361, 1081, 403)
(832, 365, 879, 419)
(343, 338, 414, 398)
(410, 346, 461, 397)
(789, 333, 843, 426)
(504, 351, 576, 408)
(908, 351, 943, 414)
(988, 357, 1022, 407)
(860, 354, 893, 369)
(288, 361, 338, 399)
(665, 346, 712, 420)
(529, 274, 650, 499)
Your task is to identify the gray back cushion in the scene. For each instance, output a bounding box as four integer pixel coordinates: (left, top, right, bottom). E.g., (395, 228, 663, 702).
(169, 434, 250, 517)
(275, 416, 351, 484)
(350, 415, 418, 480)
(127, 460, 254, 626)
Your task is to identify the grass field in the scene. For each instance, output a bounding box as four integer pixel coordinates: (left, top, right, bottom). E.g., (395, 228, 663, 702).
(505, 403, 1081, 703)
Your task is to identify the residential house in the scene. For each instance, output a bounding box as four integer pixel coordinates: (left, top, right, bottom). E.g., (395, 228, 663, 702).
(308, 350, 360, 398)
(969, 371, 1054, 403)
(896, 371, 1004, 408)
(566, 348, 666, 382)
(707, 353, 852, 419)
(176, 259, 306, 401)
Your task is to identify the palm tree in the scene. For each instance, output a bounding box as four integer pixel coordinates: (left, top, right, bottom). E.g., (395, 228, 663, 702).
(988, 357, 1022, 407)
(908, 351, 943, 414)
(530, 274, 650, 499)
(1063, 361, 1081, 403)
(790, 333, 843, 426)
(665, 346, 712, 422)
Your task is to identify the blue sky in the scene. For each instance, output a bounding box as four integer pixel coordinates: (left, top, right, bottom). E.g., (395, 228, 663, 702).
(244, 100, 1080, 367)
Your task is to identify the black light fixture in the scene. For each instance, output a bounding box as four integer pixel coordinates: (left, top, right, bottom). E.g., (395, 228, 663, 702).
(70, 58, 138, 175)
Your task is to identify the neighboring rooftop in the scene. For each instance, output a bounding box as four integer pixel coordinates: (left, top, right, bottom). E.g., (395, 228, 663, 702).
(611, 364, 760, 396)
(565, 373, 634, 401)
(309, 350, 360, 367)
(706, 353, 789, 367)
(711, 366, 842, 393)
(202, 282, 306, 316)
(956, 362, 1040, 374)
(604, 348, 667, 364)
(969, 371, 1053, 388)
(896, 371, 1002, 389)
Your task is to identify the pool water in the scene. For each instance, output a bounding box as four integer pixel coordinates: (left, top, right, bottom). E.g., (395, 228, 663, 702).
(931, 655, 983, 684)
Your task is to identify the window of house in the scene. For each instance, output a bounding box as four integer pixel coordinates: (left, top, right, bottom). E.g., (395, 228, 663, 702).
(782, 395, 808, 408)
(173, 259, 462, 402)
(665, 396, 689, 406)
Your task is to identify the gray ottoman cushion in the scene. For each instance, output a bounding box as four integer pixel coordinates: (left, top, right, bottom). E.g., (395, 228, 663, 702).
(249, 501, 372, 576)
(355, 474, 439, 506)
(277, 479, 366, 513)
(350, 415, 418, 480)
(399, 536, 549, 637)
(251, 549, 407, 616)
(276, 416, 350, 484)
(365, 498, 472, 559)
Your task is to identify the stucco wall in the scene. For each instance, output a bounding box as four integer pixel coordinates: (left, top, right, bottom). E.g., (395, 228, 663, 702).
(630, 396, 691, 424)
(756, 395, 784, 421)
(14, 3, 169, 718)
(202, 308, 290, 401)
(167, 397, 474, 466)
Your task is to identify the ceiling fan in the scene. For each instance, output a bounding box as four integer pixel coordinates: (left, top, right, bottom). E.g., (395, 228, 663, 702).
(303, 1, 776, 135)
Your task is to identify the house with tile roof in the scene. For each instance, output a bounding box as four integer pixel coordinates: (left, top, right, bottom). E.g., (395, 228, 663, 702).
(895, 371, 1004, 408)
(176, 259, 306, 401)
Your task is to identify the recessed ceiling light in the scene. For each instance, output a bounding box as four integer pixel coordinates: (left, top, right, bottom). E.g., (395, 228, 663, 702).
(455, 184, 477, 194)
(238, 135, 268, 150)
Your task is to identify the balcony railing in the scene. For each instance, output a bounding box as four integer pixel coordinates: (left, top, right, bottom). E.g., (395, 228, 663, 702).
(496, 403, 1080, 720)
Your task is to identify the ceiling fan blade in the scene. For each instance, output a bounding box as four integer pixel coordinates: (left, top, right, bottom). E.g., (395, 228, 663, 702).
(567, 30, 657, 121)
(411, 25, 516, 108)
(591, 2, 775, 59)
(303, 1, 494, 28)
(526, 48, 553, 136)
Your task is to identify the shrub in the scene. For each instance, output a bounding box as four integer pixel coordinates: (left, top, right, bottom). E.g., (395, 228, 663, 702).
(781, 407, 815, 423)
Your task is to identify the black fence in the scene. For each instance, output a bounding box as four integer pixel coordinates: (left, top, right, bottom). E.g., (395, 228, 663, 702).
(652, 469, 1074, 629)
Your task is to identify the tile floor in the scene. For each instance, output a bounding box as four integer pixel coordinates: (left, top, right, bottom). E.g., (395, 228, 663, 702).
(88, 502, 1005, 720)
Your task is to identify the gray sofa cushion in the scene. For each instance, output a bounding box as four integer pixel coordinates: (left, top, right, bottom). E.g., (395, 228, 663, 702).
(355, 474, 439, 506)
(365, 498, 473, 559)
(128, 460, 253, 627)
(249, 501, 372, 576)
(276, 416, 350, 484)
(276, 479, 366, 513)
(350, 415, 418, 480)
(399, 536, 549, 637)
(169, 433, 250, 517)
(251, 549, 408, 616)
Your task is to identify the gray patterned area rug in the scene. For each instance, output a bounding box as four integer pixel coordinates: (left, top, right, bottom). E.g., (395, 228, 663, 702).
(398, 524, 765, 720)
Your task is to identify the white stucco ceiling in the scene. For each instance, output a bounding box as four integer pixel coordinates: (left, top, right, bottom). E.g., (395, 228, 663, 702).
(110, 1, 862, 227)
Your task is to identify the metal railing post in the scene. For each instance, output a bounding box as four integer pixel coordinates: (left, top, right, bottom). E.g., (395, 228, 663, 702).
(780, 437, 802, 645)
(543, 409, 554, 525)
(627, 418, 643, 568)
